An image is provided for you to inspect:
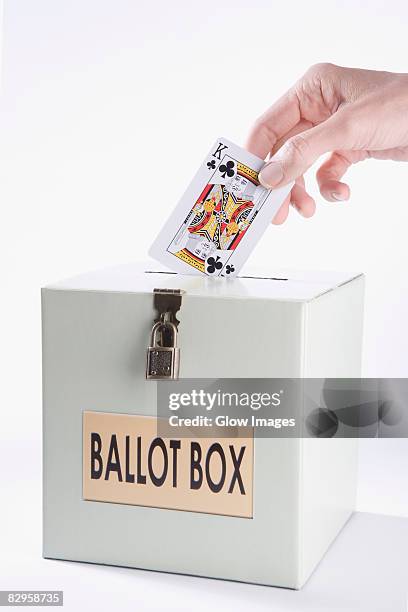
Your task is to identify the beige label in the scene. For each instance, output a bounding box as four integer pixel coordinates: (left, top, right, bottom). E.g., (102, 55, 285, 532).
(83, 411, 253, 518)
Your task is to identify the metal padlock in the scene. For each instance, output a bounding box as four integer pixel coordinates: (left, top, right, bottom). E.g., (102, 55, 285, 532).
(146, 321, 180, 380)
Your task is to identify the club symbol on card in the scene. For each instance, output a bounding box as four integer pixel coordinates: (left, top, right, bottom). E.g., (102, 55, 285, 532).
(207, 160, 216, 170)
(219, 160, 235, 178)
(225, 264, 235, 275)
(206, 256, 223, 274)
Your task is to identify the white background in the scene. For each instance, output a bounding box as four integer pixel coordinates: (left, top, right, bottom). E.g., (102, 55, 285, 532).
(1, 1, 408, 610)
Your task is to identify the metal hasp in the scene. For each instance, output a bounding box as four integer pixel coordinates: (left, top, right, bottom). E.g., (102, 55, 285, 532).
(146, 288, 185, 380)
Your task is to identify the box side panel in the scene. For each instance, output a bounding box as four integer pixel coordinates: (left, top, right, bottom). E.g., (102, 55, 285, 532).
(298, 276, 365, 587)
(42, 289, 304, 587)
(303, 275, 364, 378)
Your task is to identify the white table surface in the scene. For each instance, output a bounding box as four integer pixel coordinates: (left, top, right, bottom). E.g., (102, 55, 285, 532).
(1, 500, 407, 612)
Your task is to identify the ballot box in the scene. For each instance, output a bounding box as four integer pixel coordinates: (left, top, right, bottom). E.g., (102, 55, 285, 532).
(42, 262, 364, 588)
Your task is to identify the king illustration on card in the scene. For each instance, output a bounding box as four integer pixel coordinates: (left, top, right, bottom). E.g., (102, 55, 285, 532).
(167, 156, 260, 275)
(149, 138, 293, 277)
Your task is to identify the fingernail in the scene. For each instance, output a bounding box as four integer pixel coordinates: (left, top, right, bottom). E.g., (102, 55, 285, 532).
(331, 192, 347, 201)
(259, 161, 284, 188)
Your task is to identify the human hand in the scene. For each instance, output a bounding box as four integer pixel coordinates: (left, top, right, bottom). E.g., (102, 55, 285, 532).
(246, 63, 408, 223)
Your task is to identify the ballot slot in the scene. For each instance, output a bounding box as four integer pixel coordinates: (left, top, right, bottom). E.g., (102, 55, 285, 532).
(239, 275, 288, 281)
(144, 270, 288, 281)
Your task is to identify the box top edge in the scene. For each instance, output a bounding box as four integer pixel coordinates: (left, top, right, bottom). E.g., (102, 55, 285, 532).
(42, 261, 364, 302)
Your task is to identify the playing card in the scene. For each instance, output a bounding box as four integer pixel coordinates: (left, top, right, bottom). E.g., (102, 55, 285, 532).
(149, 138, 293, 277)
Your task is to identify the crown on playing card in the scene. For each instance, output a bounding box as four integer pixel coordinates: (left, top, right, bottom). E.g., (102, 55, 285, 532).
(237, 162, 259, 185)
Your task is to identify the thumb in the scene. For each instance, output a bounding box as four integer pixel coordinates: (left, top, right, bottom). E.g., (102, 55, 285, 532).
(258, 110, 355, 188)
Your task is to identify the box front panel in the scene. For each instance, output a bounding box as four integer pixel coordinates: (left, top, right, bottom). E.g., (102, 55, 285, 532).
(42, 288, 304, 587)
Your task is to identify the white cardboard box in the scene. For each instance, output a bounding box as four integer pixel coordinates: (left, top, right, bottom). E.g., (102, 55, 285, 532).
(42, 262, 364, 588)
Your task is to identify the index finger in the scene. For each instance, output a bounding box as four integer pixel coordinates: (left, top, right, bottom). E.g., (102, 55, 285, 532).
(246, 89, 301, 159)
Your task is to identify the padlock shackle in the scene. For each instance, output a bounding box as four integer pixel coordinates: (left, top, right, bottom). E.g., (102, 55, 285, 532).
(150, 321, 177, 348)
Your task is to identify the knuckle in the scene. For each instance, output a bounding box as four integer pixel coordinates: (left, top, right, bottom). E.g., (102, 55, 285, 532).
(307, 62, 338, 78)
(297, 64, 341, 103)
